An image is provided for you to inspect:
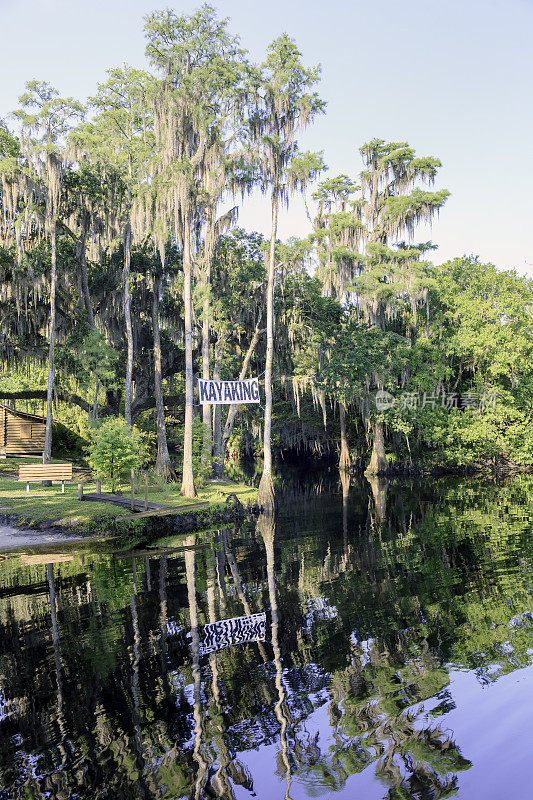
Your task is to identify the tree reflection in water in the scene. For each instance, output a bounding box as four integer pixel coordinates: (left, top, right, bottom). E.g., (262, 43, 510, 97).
(0, 475, 532, 798)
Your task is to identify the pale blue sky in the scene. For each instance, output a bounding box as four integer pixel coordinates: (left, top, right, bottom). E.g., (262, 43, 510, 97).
(2, 0, 532, 276)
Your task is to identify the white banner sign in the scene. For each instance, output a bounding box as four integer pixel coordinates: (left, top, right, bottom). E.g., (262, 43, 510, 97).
(198, 378, 260, 405)
(201, 612, 266, 654)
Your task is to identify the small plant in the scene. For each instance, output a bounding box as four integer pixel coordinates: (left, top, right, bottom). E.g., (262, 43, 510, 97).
(88, 418, 144, 493)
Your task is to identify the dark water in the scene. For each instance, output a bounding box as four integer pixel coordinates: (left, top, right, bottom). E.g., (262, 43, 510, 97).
(1, 474, 532, 799)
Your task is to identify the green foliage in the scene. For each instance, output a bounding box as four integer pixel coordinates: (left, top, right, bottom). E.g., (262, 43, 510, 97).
(174, 414, 213, 485)
(291, 141, 532, 469)
(87, 417, 144, 492)
(193, 416, 213, 484)
(210, 228, 267, 339)
(51, 420, 89, 462)
(0, 13, 529, 479)
(417, 256, 533, 467)
(55, 328, 119, 390)
(0, 119, 20, 165)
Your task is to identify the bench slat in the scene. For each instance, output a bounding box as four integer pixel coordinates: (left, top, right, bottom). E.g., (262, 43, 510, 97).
(19, 477, 72, 480)
(19, 472, 72, 477)
(19, 470, 72, 476)
(20, 467, 72, 475)
(19, 467, 72, 472)
(19, 477, 73, 482)
(19, 470, 72, 474)
(19, 463, 70, 466)
(19, 464, 72, 470)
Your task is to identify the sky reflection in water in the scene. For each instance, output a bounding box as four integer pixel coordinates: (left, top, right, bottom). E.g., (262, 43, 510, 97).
(0, 474, 532, 799)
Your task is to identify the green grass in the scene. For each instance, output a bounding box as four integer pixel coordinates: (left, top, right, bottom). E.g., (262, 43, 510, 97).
(0, 478, 114, 525)
(0, 458, 257, 528)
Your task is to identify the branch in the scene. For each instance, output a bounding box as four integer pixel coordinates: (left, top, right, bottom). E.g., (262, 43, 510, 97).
(0, 388, 93, 415)
(131, 394, 184, 422)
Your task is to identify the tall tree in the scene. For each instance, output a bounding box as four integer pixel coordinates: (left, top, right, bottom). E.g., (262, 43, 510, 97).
(197, 108, 258, 472)
(355, 140, 449, 473)
(312, 174, 363, 471)
(83, 66, 153, 428)
(308, 145, 448, 474)
(144, 4, 249, 494)
(198, 139, 249, 470)
(256, 35, 324, 511)
(12, 82, 83, 463)
(151, 255, 176, 479)
(209, 229, 266, 477)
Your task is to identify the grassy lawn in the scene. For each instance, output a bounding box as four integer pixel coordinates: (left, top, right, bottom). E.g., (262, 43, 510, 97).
(0, 458, 257, 527)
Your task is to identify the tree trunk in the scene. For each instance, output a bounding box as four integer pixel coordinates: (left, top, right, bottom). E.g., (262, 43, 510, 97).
(47, 563, 67, 751)
(184, 536, 208, 797)
(211, 335, 226, 475)
(43, 223, 57, 465)
(181, 219, 196, 497)
(152, 273, 175, 480)
(158, 555, 171, 698)
(340, 469, 350, 547)
(366, 419, 388, 475)
(214, 321, 264, 479)
(201, 302, 211, 469)
(201, 212, 215, 470)
(124, 219, 134, 428)
(259, 513, 292, 795)
(339, 402, 351, 471)
(366, 474, 389, 521)
(257, 191, 278, 513)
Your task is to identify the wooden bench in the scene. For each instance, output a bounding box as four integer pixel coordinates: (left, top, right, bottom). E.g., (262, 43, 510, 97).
(18, 463, 73, 493)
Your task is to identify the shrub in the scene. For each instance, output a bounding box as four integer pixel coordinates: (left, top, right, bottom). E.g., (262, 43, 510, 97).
(88, 418, 144, 492)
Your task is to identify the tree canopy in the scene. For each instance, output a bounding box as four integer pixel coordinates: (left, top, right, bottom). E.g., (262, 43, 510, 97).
(1, 4, 531, 485)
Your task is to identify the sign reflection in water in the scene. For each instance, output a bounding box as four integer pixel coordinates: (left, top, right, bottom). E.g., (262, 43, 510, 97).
(0, 474, 532, 798)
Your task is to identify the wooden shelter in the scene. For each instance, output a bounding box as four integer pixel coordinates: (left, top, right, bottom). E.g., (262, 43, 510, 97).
(0, 403, 46, 458)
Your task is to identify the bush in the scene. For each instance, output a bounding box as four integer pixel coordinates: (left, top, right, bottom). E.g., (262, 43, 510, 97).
(88, 418, 144, 492)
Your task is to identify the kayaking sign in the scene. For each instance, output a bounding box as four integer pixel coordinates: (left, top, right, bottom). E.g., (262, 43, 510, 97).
(198, 378, 260, 405)
(201, 612, 266, 654)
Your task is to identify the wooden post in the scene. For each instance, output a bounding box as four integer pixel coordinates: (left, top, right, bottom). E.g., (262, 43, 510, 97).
(78, 483, 83, 501)
(61, 480, 65, 494)
(144, 470, 149, 511)
(131, 468, 135, 511)
(26, 482, 29, 494)
(96, 479, 101, 495)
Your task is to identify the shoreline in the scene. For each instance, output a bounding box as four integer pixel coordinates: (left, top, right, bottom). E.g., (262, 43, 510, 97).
(0, 499, 252, 550)
(0, 474, 258, 548)
(0, 523, 88, 551)
(362, 462, 533, 478)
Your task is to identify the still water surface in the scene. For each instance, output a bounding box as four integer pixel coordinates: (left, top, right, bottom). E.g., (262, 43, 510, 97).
(0, 474, 532, 799)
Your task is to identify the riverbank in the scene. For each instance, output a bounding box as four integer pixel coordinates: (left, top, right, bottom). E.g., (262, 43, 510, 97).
(0, 473, 257, 540)
(0, 525, 87, 550)
(364, 459, 533, 478)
